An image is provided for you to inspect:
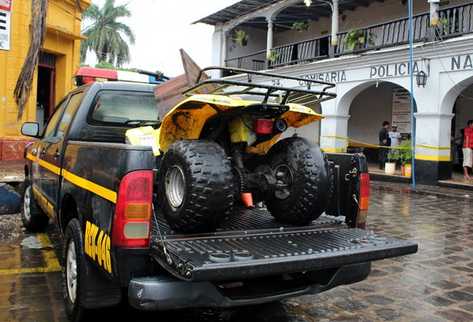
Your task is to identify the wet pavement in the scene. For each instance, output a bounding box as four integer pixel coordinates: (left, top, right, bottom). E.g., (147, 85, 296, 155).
(1, 187, 473, 321)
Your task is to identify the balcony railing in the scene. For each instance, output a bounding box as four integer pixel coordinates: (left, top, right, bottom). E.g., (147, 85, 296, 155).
(225, 3, 473, 71)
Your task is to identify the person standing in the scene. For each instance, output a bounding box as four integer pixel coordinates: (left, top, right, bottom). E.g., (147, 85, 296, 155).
(379, 121, 391, 169)
(389, 125, 402, 147)
(463, 120, 473, 180)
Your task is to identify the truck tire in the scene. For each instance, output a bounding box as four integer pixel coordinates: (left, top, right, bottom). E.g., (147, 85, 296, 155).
(63, 218, 91, 322)
(157, 140, 234, 233)
(265, 137, 329, 225)
(21, 184, 49, 232)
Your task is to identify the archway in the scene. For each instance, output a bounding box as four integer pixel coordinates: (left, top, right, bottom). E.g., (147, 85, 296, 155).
(344, 81, 416, 175)
(449, 82, 473, 182)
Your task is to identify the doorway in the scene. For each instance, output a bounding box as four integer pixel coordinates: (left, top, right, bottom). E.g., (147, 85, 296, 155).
(36, 52, 56, 131)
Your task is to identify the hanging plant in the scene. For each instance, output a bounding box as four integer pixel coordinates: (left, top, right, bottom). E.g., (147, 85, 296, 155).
(267, 49, 280, 63)
(14, 0, 49, 120)
(344, 29, 376, 51)
(291, 20, 310, 32)
(233, 30, 249, 47)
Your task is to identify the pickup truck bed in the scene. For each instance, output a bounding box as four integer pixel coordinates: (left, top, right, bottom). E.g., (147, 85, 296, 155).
(150, 207, 417, 282)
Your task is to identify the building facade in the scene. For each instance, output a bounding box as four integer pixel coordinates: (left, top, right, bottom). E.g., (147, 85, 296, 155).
(0, 0, 90, 160)
(199, 0, 473, 185)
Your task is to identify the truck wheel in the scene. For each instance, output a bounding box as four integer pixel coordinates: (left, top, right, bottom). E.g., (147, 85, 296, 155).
(157, 140, 234, 233)
(21, 184, 49, 232)
(63, 219, 91, 322)
(265, 137, 329, 225)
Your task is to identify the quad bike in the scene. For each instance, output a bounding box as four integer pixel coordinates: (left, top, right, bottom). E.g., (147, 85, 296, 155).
(131, 67, 337, 233)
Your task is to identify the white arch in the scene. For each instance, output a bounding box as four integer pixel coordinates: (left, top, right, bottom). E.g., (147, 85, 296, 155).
(440, 72, 473, 115)
(335, 79, 413, 116)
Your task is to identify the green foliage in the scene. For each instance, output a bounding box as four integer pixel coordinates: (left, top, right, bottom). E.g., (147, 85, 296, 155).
(267, 50, 280, 63)
(233, 30, 249, 47)
(80, 0, 135, 67)
(291, 20, 310, 32)
(344, 29, 376, 51)
(387, 149, 400, 163)
(438, 17, 449, 26)
(399, 140, 413, 165)
(94, 61, 115, 69)
(387, 140, 413, 164)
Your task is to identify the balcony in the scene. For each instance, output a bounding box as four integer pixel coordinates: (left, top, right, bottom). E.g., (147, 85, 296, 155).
(225, 3, 473, 71)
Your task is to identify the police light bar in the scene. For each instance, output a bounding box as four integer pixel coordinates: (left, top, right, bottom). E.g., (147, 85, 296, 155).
(75, 67, 169, 86)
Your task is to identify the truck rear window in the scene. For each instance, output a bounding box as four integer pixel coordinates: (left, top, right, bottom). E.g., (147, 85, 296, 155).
(90, 91, 158, 125)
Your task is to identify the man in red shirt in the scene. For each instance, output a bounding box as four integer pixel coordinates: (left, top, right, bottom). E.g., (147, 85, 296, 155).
(463, 120, 473, 180)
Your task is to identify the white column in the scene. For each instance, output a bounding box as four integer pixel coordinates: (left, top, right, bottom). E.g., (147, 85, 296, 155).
(320, 114, 350, 153)
(266, 18, 274, 58)
(414, 112, 454, 162)
(221, 29, 227, 67)
(330, 0, 339, 46)
(211, 25, 225, 66)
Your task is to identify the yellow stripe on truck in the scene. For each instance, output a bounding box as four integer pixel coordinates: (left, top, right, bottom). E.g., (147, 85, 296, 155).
(62, 169, 117, 203)
(26, 153, 117, 204)
(37, 158, 61, 175)
(26, 153, 38, 162)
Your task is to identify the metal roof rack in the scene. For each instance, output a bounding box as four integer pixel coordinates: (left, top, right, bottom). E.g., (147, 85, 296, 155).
(183, 66, 337, 105)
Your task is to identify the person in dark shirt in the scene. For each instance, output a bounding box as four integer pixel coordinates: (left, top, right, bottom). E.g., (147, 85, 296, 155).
(378, 121, 391, 169)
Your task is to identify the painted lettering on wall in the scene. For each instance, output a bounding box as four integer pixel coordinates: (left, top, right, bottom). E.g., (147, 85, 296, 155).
(84, 221, 112, 273)
(451, 54, 473, 71)
(369, 61, 427, 79)
(299, 70, 347, 85)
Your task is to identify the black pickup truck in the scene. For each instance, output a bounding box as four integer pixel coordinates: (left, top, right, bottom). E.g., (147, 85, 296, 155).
(21, 80, 417, 321)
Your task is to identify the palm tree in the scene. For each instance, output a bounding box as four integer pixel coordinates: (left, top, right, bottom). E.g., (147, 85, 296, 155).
(80, 0, 135, 67)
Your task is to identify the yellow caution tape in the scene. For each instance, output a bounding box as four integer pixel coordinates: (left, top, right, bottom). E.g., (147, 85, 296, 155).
(321, 135, 450, 151)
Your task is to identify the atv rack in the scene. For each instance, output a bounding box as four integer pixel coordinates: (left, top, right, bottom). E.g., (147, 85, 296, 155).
(183, 67, 337, 105)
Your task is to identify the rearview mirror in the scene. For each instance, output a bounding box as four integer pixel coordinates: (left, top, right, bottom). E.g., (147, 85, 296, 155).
(21, 122, 40, 138)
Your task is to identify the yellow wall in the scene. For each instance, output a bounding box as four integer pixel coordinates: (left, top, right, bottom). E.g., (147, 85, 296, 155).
(0, 0, 90, 138)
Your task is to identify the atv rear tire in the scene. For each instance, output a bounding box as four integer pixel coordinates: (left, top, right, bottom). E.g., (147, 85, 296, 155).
(157, 140, 234, 233)
(265, 137, 329, 225)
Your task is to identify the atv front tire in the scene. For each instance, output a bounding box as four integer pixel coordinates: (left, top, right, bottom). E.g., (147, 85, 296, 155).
(157, 140, 234, 233)
(266, 137, 329, 225)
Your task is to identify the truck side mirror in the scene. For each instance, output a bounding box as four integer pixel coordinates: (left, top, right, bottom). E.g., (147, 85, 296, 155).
(21, 122, 40, 138)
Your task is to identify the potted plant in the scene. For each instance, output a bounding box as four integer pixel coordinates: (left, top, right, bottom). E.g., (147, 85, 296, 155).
(385, 149, 399, 175)
(267, 49, 280, 64)
(344, 29, 376, 51)
(291, 20, 310, 32)
(399, 140, 413, 178)
(233, 29, 249, 47)
(435, 17, 450, 37)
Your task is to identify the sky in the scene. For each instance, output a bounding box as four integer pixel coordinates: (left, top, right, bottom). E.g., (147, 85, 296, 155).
(84, 0, 239, 77)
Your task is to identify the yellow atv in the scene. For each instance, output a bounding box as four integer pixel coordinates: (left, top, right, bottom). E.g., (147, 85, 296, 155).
(148, 67, 336, 233)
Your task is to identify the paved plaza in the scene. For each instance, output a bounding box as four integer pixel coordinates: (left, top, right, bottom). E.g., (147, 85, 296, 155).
(0, 185, 472, 322)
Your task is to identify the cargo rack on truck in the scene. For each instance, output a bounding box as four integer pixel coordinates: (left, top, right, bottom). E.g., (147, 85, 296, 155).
(183, 66, 337, 105)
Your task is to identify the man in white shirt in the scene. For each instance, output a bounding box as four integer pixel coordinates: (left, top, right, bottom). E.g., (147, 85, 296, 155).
(389, 125, 402, 147)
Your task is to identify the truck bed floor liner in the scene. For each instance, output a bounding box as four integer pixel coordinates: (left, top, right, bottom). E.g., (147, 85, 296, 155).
(150, 208, 417, 282)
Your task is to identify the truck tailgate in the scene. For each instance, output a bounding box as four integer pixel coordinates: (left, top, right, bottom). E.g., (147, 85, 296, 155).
(150, 208, 417, 282)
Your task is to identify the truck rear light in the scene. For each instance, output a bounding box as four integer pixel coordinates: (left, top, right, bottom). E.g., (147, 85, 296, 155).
(359, 172, 370, 211)
(112, 170, 153, 248)
(254, 119, 274, 135)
